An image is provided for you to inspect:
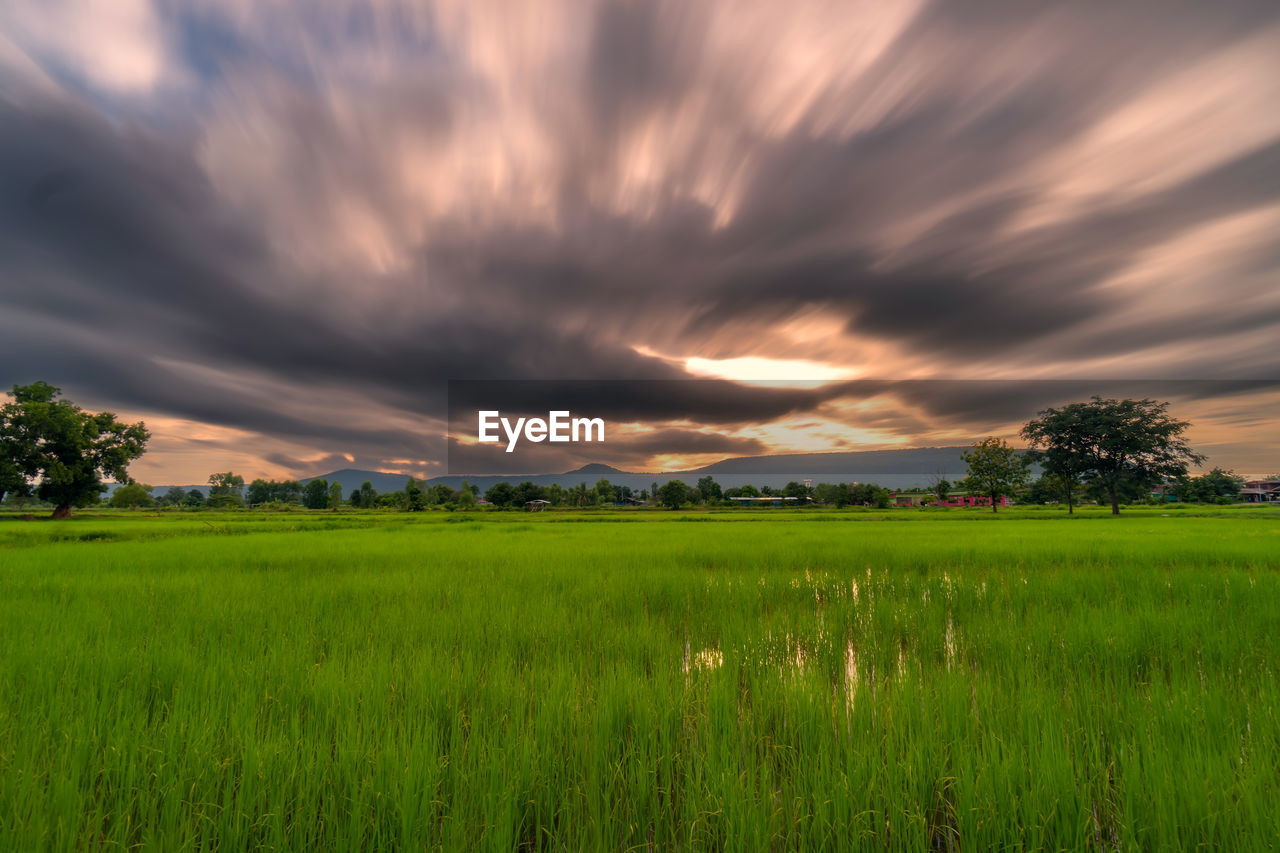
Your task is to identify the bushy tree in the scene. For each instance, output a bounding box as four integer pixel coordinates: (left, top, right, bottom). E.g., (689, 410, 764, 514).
(303, 478, 330, 509)
(594, 479, 616, 504)
(328, 481, 343, 510)
(849, 483, 892, 508)
(782, 481, 811, 500)
(1025, 473, 1080, 507)
(354, 481, 378, 508)
(514, 481, 548, 506)
(110, 482, 155, 508)
(1174, 468, 1244, 503)
(245, 478, 302, 505)
(961, 438, 1030, 513)
(930, 477, 952, 504)
(207, 472, 245, 508)
(246, 478, 273, 505)
(184, 489, 206, 507)
(404, 477, 427, 511)
(812, 482, 845, 506)
(657, 479, 690, 509)
(0, 382, 150, 518)
(696, 476, 722, 503)
(1022, 397, 1202, 515)
(378, 491, 407, 510)
(485, 481, 516, 507)
(0, 442, 23, 506)
(159, 486, 188, 507)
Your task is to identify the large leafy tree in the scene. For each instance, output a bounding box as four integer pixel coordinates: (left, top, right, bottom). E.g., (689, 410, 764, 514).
(1022, 397, 1203, 515)
(961, 438, 1030, 513)
(485, 481, 516, 507)
(657, 479, 690, 510)
(303, 478, 330, 509)
(696, 476, 722, 503)
(207, 472, 245, 508)
(0, 382, 149, 518)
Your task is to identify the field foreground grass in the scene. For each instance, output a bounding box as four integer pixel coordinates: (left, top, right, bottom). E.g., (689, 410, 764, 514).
(1, 511, 1278, 850)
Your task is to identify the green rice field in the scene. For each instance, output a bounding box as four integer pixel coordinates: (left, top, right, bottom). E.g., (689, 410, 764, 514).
(1, 508, 1278, 850)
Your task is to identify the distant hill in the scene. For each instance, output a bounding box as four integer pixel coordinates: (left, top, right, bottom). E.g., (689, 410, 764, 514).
(298, 468, 421, 494)
(305, 447, 978, 494)
(121, 446, 990, 497)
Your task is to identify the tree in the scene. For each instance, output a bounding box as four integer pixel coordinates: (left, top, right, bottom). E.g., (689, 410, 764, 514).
(207, 472, 245, 508)
(594, 479, 616, 504)
(813, 482, 844, 506)
(246, 478, 273, 505)
(277, 480, 303, 504)
(379, 491, 407, 510)
(1022, 397, 1203, 515)
(782, 481, 810, 500)
(404, 477, 427, 511)
(184, 489, 206, 507)
(159, 486, 188, 507)
(0, 382, 150, 518)
(930, 477, 952, 505)
(246, 478, 302, 506)
(303, 478, 330, 509)
(513, 481, 548, 506)
(961, 438, 1030, 513)
(485, 481, 516, 507)
(696, 476, 722, 504)
(110, 482, 155, 508)
(0, 439, 24, 506)
(849, 483, 891, 508)
(657, 479, 690, 510)
(1174, 468, 1244, 504)
(1025, 473, 1080, 507)
(356, 481, 378, 508)
(328, 480, 344, 510)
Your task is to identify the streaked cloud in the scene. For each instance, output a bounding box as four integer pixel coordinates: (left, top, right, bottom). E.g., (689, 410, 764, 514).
(2, 0, 1279, 480)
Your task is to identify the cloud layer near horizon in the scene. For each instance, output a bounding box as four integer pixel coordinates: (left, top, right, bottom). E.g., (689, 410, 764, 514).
(2, 0, 1279, 481)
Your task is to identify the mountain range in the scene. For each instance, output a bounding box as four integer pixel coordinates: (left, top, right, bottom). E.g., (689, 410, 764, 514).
(129, 446, 981, 496)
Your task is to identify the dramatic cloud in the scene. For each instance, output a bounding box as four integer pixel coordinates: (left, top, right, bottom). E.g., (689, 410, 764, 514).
(2, 0, 1279, 481)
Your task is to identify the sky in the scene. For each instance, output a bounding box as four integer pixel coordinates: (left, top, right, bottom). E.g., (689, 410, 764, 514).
(1, 0, 1279, 483)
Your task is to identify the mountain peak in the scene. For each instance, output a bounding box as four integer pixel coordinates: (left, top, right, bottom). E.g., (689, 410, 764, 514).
(563, 463, 625, 476)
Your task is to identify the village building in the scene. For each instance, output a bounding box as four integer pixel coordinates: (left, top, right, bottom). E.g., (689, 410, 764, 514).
(1240, 479, 1280, 503)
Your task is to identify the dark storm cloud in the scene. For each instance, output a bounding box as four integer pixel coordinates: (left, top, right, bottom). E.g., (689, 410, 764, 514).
(2, 0, 1279, 479)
